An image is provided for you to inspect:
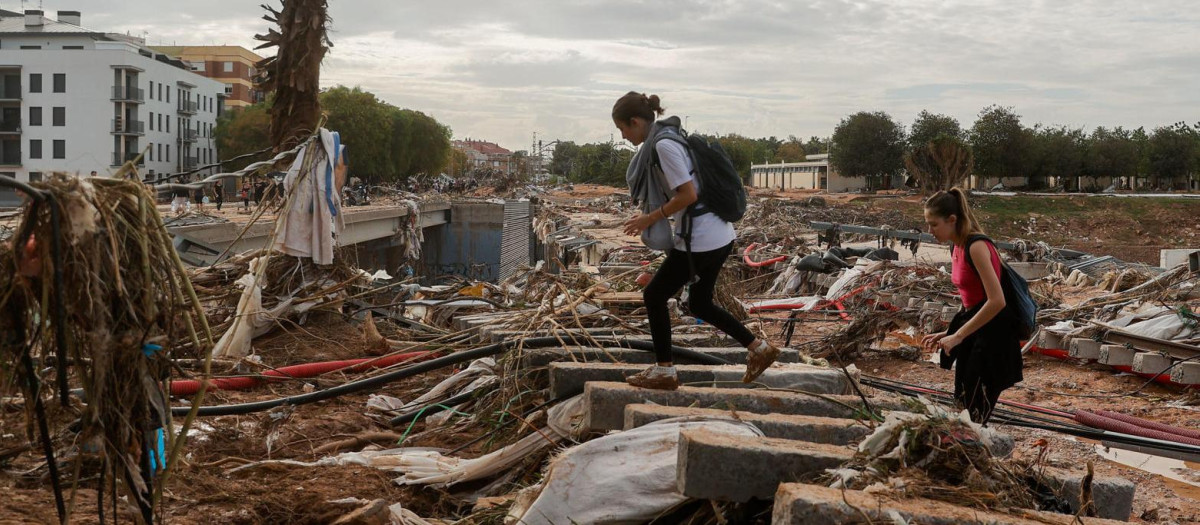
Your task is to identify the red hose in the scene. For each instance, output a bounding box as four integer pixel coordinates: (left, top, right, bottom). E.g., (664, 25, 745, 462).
(170, 351, 432, 396)
(743, 243, 787, 268)
(1031, 347, 1071, 360)
(1074, 410, 1200, 447)
(1092, 410, 1200, 441)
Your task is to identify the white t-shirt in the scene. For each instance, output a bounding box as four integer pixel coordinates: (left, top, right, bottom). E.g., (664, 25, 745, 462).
(654, 139, 736, 252)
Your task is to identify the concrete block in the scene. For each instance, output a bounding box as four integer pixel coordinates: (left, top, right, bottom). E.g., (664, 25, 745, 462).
(676, 429, 851, 502)
(550, 362, 853, 399)
(1038, 331, 1065, 350)
(1068, 338, 1102, 361)
(1098, 344, 1135, 367)
(1132, 352, 1173, 376)
(1160, 248, 1200, 269)
(922, 301, 942, 312)
(1170, 361, 1200, 385)
(623, 404, 871, 445)
(1041, 467, 1136, 521)
(941, 306, 958, 322)
(520, 346, 801, 368)
(1009, 261, 1053, 281)
(907, 298, 923, 308)
(581, 382, 909, 432)
(772, 483, 1128, 525)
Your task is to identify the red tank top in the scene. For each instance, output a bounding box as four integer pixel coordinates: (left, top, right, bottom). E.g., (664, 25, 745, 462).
(951, 240, 1002, 309)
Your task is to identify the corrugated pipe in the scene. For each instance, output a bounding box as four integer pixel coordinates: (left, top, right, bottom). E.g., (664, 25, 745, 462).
(743, 243, 788, 268)
(169, 351, 432, 396)
(1084, 409, 1200, 442)
(1074, 410, 1200, 447)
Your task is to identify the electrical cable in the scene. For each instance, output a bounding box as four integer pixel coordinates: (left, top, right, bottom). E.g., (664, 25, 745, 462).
(171, 336, 729, 417)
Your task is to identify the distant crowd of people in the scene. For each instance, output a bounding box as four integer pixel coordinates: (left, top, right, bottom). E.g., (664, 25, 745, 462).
(161, 175, 273, 216)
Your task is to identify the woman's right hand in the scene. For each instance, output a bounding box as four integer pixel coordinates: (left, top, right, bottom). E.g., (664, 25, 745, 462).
(921, 331, 947, 353)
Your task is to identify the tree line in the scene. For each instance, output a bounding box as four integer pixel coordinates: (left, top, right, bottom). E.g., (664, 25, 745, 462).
(215, 86, 453, 182)
(829, 107, 1200, 191)
(551, 134, 829, 186)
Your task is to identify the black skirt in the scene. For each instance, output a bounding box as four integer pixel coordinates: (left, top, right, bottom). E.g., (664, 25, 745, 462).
(939, 302, 1023, 393)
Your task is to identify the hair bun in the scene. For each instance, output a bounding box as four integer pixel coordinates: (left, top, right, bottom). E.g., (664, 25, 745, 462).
(647, 94, 664, 115)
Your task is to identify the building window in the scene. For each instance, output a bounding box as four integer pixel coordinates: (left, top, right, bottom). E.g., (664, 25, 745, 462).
(29, 107, 41, 126)
(52, 139, 65, 159)
(29, 172, 42, 182)
(29, 139, 41, 159)
(149, 112, 154, 131)
(166, 118, 170, 133)
(148, 142, 153, 161)
(149, 80, 154, 97)
(157, 83, 162, 101)
(166, 144, 170, 162)
(223, 61, 234, 73)
(62, 46, 83, 50)
(29, 74, 41, 93)
(158, 113, 162, 130)
(157, 143, 162, 161)
(166, 88, 170, 103)
(224, 85, 233, 95)
(20, 45, 41, 50)
(52, 73, 65, 93)
(52, 107, 65, 126)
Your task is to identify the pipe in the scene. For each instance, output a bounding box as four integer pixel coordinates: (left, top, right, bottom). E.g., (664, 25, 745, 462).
(1074, 410, 1200, 447)
(172, 337, 729, 417)
(169, 351, 432, 396)
(743, 243, 787, 268)
(1090, 410, 1200, 441)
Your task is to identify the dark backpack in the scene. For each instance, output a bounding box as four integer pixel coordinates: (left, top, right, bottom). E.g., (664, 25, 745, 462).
(654, 128, 747, 224)
(962, 234, 1038, 340)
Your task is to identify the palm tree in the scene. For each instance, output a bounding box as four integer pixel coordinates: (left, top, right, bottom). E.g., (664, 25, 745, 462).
(254, 0, 330, 151)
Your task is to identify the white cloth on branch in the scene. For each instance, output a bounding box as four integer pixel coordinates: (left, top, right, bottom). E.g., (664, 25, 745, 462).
(274, 128, 345, 265)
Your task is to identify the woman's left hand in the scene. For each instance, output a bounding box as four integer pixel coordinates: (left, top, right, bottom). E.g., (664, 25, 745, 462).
(623, 213, 659, 236)
(938, 334, 964, 354)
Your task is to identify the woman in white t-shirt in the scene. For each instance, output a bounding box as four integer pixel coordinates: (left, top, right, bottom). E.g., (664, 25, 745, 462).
(613, 91, 780, 390)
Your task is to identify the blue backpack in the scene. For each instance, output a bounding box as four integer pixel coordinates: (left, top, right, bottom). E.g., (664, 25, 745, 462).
(962, 234, 1038, 340)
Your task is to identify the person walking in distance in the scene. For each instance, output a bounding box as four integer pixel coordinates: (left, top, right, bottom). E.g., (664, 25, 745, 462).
(240, 180, 252, 212)
(921, 188, 1023, 424)
(614, 91, 779, 390)
(212, 181, 225, 212)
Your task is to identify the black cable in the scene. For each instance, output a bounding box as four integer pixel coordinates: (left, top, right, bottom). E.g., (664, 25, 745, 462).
(0, 176, 47, 202)
(47, 195, 70, 408)
(172, 336, 729, 417)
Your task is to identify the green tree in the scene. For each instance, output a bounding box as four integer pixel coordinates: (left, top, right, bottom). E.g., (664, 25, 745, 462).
(1030, 125, 1087, 190)
(1148, 122, 1199, 189)
(717, 134, 772, 181)
(969, 105, 1034, 186)
(829, 111, 906, 189)
(803, 136, 829, 155)
(772, 136, 807, 163)
(1083, 127, 1138, 190)
(214, 101, 273, 172)
(391, 108, 452, 178)
(909, 110, 963, 150)
(320, 86, 396, 180)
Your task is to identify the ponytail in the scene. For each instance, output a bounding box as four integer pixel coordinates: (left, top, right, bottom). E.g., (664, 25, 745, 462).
(925, 187, 982, 239)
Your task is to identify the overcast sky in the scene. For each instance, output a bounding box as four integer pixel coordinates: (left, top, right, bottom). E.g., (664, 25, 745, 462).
(39, 1, 1200, 152)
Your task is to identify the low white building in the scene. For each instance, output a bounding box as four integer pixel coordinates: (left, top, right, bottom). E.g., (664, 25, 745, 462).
(751, 154, 880, 193)
(0, 9, 225, 191)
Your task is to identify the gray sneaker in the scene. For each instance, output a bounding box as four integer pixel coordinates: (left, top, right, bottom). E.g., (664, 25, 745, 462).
(626, 365, 680, 390)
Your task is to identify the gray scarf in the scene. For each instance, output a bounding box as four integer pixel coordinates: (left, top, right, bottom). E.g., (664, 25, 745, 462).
(625, 116, 682, 250)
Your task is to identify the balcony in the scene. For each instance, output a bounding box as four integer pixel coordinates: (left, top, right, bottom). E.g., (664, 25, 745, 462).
(111, 85, 145, 103)
(111, 119, 144, 135)
(0, 119, 20, 133)
(0, 89, 19, 102)
(111, 152, 145, 167)
(178, 128, 197, 143)
(178, 100, 197, 115)
(182, 156, 198, 169)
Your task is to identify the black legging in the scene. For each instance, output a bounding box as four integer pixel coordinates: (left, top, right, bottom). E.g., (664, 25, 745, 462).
(644, 242, 756, 363)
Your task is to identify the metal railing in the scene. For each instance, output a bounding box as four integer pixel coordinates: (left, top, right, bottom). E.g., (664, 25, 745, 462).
(179, 128, 197, 142)
(0, 119, 20, 132)
(111, 119, 144, 134)
(111, 152, 145, 166)
(111, 86, 145, 102)
(178, 100, 198, 114)
(182, 156, 198, 169)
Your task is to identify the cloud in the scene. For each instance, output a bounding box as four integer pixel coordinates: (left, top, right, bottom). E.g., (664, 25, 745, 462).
(58, 0, 1200, 150)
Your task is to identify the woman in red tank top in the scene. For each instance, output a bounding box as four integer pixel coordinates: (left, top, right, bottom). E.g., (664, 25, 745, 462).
(920, 188, 1023, 424)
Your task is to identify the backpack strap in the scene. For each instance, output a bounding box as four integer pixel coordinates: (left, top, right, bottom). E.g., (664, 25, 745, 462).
(959, 234, 992, 275)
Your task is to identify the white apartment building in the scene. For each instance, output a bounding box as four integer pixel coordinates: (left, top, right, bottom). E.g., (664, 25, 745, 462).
(0, 9, 225, 189)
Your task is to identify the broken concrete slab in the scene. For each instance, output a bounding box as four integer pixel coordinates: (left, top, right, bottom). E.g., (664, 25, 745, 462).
(1132, 352, 1173, 376)
(1039, 330, 1066, 350)
(550, 362, 853, 399)
(1069, 338, 1102, 361)
(519, 346, 801, 368)
(1099, 344, 1136, 367)
(623, 404, 872, 445)
(582, 382, 908, 432)
(1170, 361, 1200, 385)
(1041, 466, 1136, 521)
(676, 428, 851, 502)
(772, 483, 1128, 525)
